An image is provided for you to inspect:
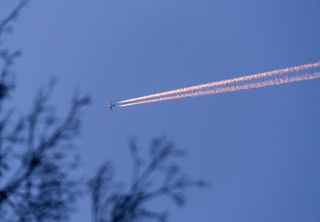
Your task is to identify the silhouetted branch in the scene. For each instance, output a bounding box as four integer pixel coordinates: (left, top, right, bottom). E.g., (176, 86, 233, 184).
(0, 0, 29, 105)
(0, 0, 26, 195)
(0, 1, 91, 221)
(89, 137, 209, 222)
(0, 82, 90, 221)
(0, 0, 29, 38)
(137, 209, 167, 222)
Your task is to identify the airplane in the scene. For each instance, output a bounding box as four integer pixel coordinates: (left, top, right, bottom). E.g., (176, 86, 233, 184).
(107, 101, 116, 111)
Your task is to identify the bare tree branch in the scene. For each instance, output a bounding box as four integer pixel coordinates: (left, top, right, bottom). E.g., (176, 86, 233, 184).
(0, 1, 91, 221)
(0, 0, 29, 38)
(89, 137, 209, 222)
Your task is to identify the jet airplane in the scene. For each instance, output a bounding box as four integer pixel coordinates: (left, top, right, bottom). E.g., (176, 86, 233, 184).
(107, 101, 116, 111)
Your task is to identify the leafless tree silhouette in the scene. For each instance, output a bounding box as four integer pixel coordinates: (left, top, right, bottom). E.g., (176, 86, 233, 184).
(1, 2, 209, 222)
(89, 137, 209, 222)
(0, 1, 90, 221)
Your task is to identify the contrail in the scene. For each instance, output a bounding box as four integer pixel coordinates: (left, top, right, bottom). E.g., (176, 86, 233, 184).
(118, 71, 320, 107)
(118, 61, 320, 105)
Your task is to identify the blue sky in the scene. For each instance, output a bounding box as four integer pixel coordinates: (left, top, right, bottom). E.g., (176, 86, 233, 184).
(3, 0, 320, 221)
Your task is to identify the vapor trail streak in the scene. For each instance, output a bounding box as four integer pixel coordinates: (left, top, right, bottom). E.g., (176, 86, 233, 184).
(118, 72, 320, 107)
(118, 61, 320, 105)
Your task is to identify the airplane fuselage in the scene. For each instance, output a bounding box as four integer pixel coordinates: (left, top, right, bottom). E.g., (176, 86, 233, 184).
(108, 102, 116, 111)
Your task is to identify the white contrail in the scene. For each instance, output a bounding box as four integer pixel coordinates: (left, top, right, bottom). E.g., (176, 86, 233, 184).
(118, 71, 320, 107)
(118, 61, 320, 105)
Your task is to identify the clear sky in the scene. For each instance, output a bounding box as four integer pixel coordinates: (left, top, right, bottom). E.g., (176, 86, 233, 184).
(3, 0, 320, 221)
